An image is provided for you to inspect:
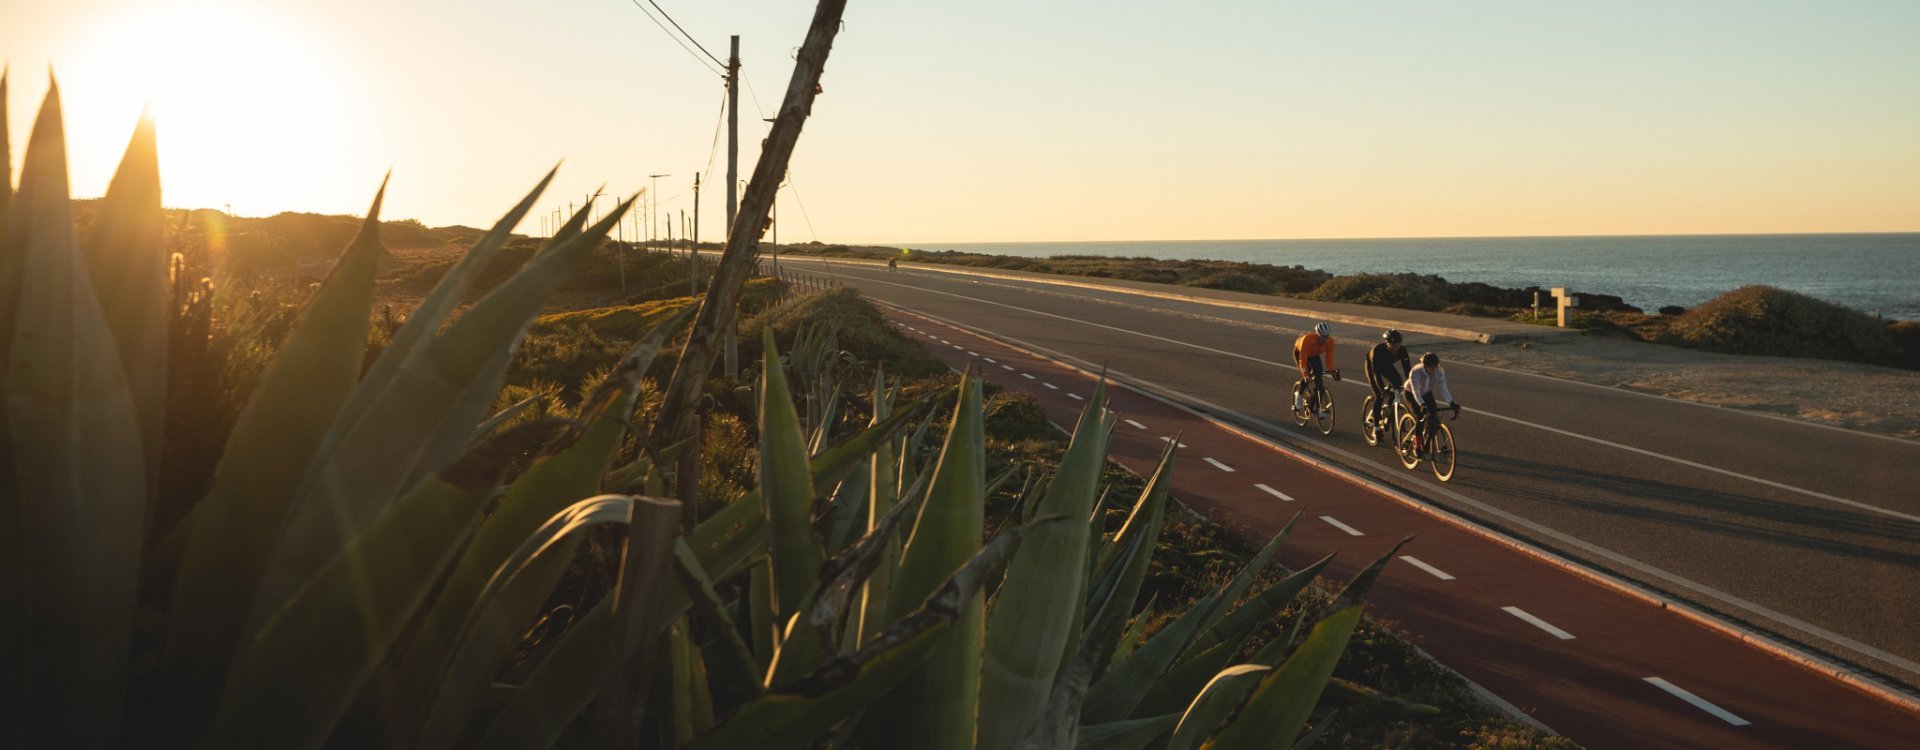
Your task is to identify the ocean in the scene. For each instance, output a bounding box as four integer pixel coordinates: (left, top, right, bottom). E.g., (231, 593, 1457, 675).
(908, 233, 1920, 321)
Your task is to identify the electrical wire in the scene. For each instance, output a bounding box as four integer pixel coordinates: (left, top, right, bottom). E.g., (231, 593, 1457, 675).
(620, 0, 723, 77)
(701, 86, 727, 185)
(647, 0, 725, 69)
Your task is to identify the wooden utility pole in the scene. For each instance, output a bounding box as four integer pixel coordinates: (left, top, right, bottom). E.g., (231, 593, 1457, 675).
(653, 1, 847, 532)
(692, 172, 701, 249)
(726, 35, 740, 234)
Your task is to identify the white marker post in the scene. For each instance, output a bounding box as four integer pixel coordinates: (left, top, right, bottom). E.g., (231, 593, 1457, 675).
(1551, 287, 1580, 328)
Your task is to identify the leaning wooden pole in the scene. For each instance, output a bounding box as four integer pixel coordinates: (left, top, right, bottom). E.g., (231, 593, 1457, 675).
(652, 0, 848, 528)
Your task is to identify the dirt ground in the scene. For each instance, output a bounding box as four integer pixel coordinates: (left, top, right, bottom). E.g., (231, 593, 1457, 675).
(1429, 332, 1920, 441)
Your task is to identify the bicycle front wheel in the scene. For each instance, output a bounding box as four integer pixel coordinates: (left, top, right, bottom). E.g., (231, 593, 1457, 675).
(1395, 414, 1420, 469)
(1361, 396, 1380, 446)
(1312, 386, 1335, 435)
(1430, 423, 1456, 481)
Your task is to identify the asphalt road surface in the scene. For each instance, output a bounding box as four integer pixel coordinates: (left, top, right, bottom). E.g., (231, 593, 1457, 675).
(765, 256, 1920, 700)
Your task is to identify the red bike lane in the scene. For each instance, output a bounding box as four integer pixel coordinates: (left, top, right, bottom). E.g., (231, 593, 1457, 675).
(886, 308, 1920, 749)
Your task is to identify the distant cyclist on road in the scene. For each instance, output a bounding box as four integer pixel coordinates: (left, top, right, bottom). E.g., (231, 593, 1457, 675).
(1405, 352, 1461, 453)
(1292, 322, 1340, 414)
(1365, 329, 1413, 426)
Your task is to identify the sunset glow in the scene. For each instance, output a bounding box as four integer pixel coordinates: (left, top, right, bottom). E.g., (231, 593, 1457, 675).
(55, 5, 361, 217)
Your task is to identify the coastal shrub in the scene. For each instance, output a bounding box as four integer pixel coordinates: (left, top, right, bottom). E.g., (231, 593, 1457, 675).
(1663, 285, 1902, 366)
(1659, 305, 1687, 316)
(1188, 271, 1276, 294)
(1306, 273, 1449, 311)
(743, 287, 949, 377)
(1886, 321, 1920, 370)
(1445, 281, 1530, 308)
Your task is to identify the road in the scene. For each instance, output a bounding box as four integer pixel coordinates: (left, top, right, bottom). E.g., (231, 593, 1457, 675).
(764, 255, 1920, 744)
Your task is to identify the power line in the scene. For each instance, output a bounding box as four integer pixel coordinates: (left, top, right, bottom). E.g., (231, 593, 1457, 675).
(784, 177, 821, 242)
(701, 86, 727, 186)
(647, 0, 725, 69)
(620, 0, 723, 77)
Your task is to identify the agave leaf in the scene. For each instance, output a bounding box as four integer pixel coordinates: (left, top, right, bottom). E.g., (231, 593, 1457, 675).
(1082, 587, 1232, 724)
(395, 307, 691, 740)
(1179, 514, 1298, 656)
(1082, 439, 1178, 666)
(337, 167, 556, 437)
(1112, 594, 1159, 664)
(689, 515, 1050, 750)
(589, 493, 687, 749)
(1133, 636, 1245, 720)
(1164, 664, 1271, 750)
(981, 380, 1110, 750)
(78, 111, 165, 495)
(156, 181, 388, 741)
(759, 328, 826, 619)
(250, 198, 632, 636)
(473, 388, 551, 441)
(860, 371, 986, 750)
(200, 424, 554, 750)
(1206, 539, 1410, 750)
(855, 369, 898, 646)
(2, 79, 147, 748)
(1190, 553, 1335, 656)
(1074, 715, 1180, 750)
(790, 467, 930, 665)
(822, 459, 870, 554)
(1012, 552, 1129, 750)
(673, 538, 764, 701)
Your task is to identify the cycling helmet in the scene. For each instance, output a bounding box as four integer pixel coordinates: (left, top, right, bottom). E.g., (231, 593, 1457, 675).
(1421, 352, 1439, 367)
(1313, 322, 1331, 337)
(1382, 328, 1402, 343)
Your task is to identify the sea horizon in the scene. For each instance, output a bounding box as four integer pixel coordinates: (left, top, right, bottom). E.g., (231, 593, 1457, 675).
(878, 232, 1920, 321)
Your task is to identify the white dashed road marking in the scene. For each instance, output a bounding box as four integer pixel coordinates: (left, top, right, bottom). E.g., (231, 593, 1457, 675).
(1021, 373, 1036, 380)
(1043, 382, 1059, 390)
(1203, 457, 1235, 472)
(1399, 556, 1455, 581)
(968, 351, 979, 356)
(1068, 393, 1085, 400)
(1502, 606, 1575, 640)
(984, 357, 996, 363)
(1320, 516, 1365, 536)
(1159, 436, 1189, 448)
(1124, 419, 1148, 430)
(1644, 678, 1751, 726)
(1254, 483, 1293, 501)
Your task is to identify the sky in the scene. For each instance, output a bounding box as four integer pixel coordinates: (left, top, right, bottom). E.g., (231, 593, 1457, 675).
(4, 0, 1918, 244)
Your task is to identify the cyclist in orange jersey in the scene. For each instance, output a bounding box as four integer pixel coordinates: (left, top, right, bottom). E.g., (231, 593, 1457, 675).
(1292, 322, 1341, 413)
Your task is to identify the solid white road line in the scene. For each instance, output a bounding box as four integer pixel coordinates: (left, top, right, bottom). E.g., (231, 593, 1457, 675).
(1502, 606, 1576, 640)
(1204, 457, 1235, 472)
(1021, 373, 1036, 380)
(1644, 677, 1751, 726)
(1125, 419, 1148, 430)
(1400, 555, 1455, 581)
(1043, 382, 1059, 390)
(849, 269, 1911, 522)
(1320, 516, 1365, 536)
(1069, 393, 1085, 400)
(1254, 483, 1294, 501)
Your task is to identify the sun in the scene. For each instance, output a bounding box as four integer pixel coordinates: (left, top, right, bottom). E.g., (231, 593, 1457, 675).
(60, 5, 362, 216)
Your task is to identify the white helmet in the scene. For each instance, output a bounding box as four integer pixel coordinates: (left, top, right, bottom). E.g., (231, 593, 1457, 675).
(1313, 322, 1331, 337)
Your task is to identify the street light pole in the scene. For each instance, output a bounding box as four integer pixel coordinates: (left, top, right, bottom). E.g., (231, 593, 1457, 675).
(649, 172, 671, 255)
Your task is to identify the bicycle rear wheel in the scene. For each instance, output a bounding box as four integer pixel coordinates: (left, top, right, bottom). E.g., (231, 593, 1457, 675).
(1430, 423, 1456, 481)
(1312, 385, 1334, 435)
(1360, 396, 1380, 445)
(1395, 414, 1420, 469)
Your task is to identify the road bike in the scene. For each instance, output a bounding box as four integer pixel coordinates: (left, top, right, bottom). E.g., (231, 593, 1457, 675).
(1291, 372, 1335, 435)
(1361, 386, 1410, 448)
(1396, 403, 1461, 482)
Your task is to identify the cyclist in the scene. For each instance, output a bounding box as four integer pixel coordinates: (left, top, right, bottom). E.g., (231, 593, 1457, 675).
(1292, 322, 1340, 414)
(1405, 352, 1460, 453)
(1364, 328, 1412, 428)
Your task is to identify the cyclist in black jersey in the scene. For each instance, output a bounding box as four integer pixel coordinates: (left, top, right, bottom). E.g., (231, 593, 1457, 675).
(1364, 329, 1412, 426)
